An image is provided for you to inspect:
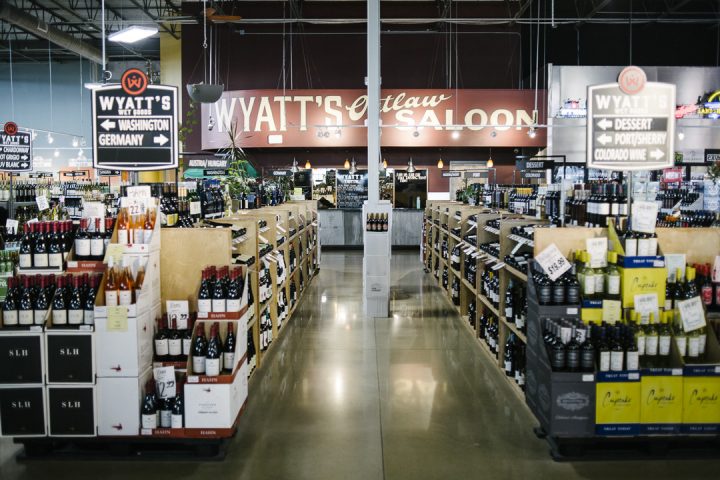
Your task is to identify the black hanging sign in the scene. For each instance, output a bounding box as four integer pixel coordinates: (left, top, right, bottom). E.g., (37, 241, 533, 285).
(271, 169, 292, 177)
(441, 171, 462, 178)
(92, 69, 179, 171)
(97, 169, 122, 176)
(203, 169, 228, 176)
(0, 127, 32, 172)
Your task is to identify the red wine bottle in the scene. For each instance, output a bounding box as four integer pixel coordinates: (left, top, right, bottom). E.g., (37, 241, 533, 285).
(205, 324, 221, 376)
(90, 217, 105, 261)
(223, 322, 236, 373)
(51, 276, 67, 325)
(154, 317, 169, 360)
(226, 269, 241, 313)
(34, 275, 50, 325)
(168, 317, 182, 361)
(3, 278, 18, 326)
(141, 380, 158, 429)
(19, 223, 33, 268)
(48, 222, 64, 268)
(18, 276, 35, 326)
(211, 269, 226, 313)
(191, 323, 207, 374)
(84, 274, 99, 325)
(197, 269, 211, 314)
(68, 275, 84, 325)
(33, 222, 49, 268)
(170, 381, 184, 429)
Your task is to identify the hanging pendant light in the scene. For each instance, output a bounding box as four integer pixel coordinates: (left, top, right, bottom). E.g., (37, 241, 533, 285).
(349, 158, 358, 174)
(407, 157, 416, 173)
(486, 148, 494, 168)
(290, 158, 299, 173)
(437, 157, 444, 169)
(382, 158, 388, 169)
(344, 158, 350, 169)
(305, 159, 312, 169)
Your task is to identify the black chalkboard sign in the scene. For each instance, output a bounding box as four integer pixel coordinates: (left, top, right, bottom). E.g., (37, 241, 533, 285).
(394, 169, 427, 209)
(336, 169, 368, 209)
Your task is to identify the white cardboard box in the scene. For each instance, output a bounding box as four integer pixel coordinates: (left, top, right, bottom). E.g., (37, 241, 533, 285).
(96, 368, 152, 436)
(364, 255, 390, 277)
(95, 309, 153, 377)
(364, 274, 390, 297)
(184, 359, 248, 429)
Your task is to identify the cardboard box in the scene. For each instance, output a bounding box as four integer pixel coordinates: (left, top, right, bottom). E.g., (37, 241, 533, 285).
(0, 385, 47, 437)
(185, 355, 248, 429)
(680, 327, 720, 433)
(94, 251, 160, 319)
(47, 385, 96, 437)
(45, 329, 95, 384)
(0, 329, 45, 384)
(595, 371, 641, 435)
(640, 368, 684, 434)
(96, 368, 152, 436)
(95, 309, 153, 377)
(618, 266, 667, 309)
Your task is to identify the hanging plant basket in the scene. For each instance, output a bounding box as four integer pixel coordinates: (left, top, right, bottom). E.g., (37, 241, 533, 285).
(186, 83, 224, 103)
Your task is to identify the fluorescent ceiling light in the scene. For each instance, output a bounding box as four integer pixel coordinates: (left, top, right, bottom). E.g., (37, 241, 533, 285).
(109, 25, 158, 44)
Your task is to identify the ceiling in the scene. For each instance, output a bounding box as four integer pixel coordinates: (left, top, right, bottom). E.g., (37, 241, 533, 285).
(1, 0, 719, 63)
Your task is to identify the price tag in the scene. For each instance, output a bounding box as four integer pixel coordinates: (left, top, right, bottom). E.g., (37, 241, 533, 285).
(166, 300, 190, 330)
(189, 201, 202, 215)
(106, 306, 128, 332)
(664, 254, 686, 282)
(153, 366, 176, 399)
(586, 237, 608, 269)
(258, 235, 269, 244)
(276, 225, 286, 233)
(535, 243, 572, 281)
(36, 195, 50, 211)
(677, 296, 706, 332)
(120, 197, 148, 216)
(82, 201, 105, 219)
(104, 243, 126, 264)
(126, 185, 152, 199)
(5, 219, 18, 233)
(633, 293, 658, 324)
(491, 262, 506, 271)
(631, 200, 659, 234)
(602, 300, 622, 323)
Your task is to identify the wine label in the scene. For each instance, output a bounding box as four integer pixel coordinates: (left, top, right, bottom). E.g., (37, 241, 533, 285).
(625, 239, 638, 257)
(49, 253, 63, 268)
(505, 307, 512, 318)
(90, 238, 105, 256)
(53, 309, 68, 325)
(675, 336, 687, 357)
(607, 276, 621, 295)
(171, 413, 183, 429)
(105, 291, 118, 307)
(637, 238, 650, 256)
(688, 337, 700, 357)
(68, 309, 84, 325)
(504, 360, 512, 373)
(141, 414, 157, 429)
(182, 338, 192, 356)
(19, 253, 32, 268)
(610, 351, 624, 371)
(117, 229, 129, 245)
(75, 238, 91, 257)
(118, 290, 133, 306)
(699, 333, 707, 355)
(584, 276, 596, 295)
(192, 356, 206, 374)
(664, 299, 673, 311)
(659, 336, 671, 356)
(517, 372, 525, 387)
(626, 351, 639, 370)
(197, 299, 212, 314)
(226, 299, 241, 312)
(155, 339, 169, 357)
(594, 274, 604, 293)
(599, 351, 611, 371)
(3, 310, 18, 326)
(160, 409, 172, 428)
(646, 335, 659, 356)
(648, 238, 658, 256)
(18, 310, 33, 326)
(637, 335, 646, 355)
(133, 228, 144, 245)
(34, 310, 47, 325)
(168, 339, 182, 357)
(223, 352, 235, 371)
(33, 254, 49, 268)
(84, 310, 94, 325)
(212, 299, 226, 313)
(205, 358, 220, 376)
(144, 230, 154, 245)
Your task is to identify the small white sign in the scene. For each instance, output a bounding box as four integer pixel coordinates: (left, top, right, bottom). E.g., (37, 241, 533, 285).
(82, 201, 106, 219)
(634, 293, 659, 324)
(120, 197, 148, 216)
(678, 296, 706, 332)
(35, 195, 49, 211)
(126, 185, 152, 199)
(189, 201, 202, 215)
(632, 200, 659, 234)
(665, 254, 686, 282)
(535, 243, 572, 281)
(166, 300, 190, 330)
(5, 219, 18, 233)
(153, 366, 176, 399)
(586, 237, 608, 268)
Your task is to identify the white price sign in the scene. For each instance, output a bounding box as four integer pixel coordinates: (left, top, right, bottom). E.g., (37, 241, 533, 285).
(82, 201, 106, 219)
(535, 243, 572, 281)
(5, 219, 18, 233)
(153, 366, 176, 399)
(120, 197, 148, 216)
(35, 195, 50, 212)
(166, 300, 190, 330)
(633, 293, 659, 325)
(713, 256, 720, 283)
(189, 201, 202, 215)
(586, 237, 608, 269)
(126, 185, 152, 199)
(677, 296, 706, 332)
(665, 254, 686, 282)
(631, 200, 659, 234)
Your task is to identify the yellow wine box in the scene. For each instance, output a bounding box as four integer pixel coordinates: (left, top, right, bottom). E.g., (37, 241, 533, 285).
(681, 327, 720, 434)
(618, 266, 666, 309)
(596, 371, 641, 435)
(640, 372, 684, 434)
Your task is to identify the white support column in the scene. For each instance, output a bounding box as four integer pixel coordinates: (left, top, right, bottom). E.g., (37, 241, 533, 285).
(366, 0, 380, 203)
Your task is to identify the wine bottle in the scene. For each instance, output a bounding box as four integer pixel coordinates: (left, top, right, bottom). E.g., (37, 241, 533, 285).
(3, 278, 18, 326)
(159, 396, 173, 428)
(154, 317, 169, 361)
(191, 324, 207, 374)
(118, 258, 134, 306)
(170, 386, 184, 429)
(226, 269, 242, 313)
(74, 218, 91, 261)
(140, 381, 158, 429)
(90, 217, 105, 261)
(19, 223, 33, 268)
(211, 268, 226, 313)
(223, 323, 236, 373)
(182, 323, 193, 362)
(34, 275, 50, 325)
(48, 221, 63, 268)
(84, 274, 99, 325)
(51, 276, 68, 325)
(197, 269, 212, 314)
(117, 208, 130, 244)
(205, 324, 221, 376)
(168, 317, 182, 361)
(33, 222, 49, 268)
(68, 275, 84, 325)
(104, 258, 119, 307)
(18, 276, 34, 326)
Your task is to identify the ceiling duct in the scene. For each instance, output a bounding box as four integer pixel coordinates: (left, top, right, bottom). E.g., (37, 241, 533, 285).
(0, 0, 103, 64)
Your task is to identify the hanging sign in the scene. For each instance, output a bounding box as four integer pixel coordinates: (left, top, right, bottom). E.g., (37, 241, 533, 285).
(92, 68, 179, 171)
(441, 171, 462, 178)
(97, 169, 122, 176)
(0, 126, 32, 172)
(203, 169, 227, 176)
(464, 171, 489, 179)
(521, 171, 545, 179)
(271, 170, 292, 177)
(587, 66, 675, 171)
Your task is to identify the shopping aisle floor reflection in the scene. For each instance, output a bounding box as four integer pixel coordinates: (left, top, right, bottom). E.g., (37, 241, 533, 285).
(1, 251, 718, 480)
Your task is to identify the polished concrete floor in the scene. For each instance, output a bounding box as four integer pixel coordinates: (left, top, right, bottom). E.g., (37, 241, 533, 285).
(1, 250, 719, 479)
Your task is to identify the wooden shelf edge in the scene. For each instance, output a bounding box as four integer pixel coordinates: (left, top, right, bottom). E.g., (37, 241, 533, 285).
(504, 264, 528, 282)
(501, 316, 527, 343)
(478, 294, 500, 317)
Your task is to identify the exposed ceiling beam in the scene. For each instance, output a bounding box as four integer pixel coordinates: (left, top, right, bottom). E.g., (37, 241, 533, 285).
(126, 0, 179, 39)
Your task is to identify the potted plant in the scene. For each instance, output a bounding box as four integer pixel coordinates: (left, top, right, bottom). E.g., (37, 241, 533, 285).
(218, 121, 254, 212)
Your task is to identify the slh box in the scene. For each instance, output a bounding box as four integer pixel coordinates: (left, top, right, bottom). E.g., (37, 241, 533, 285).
(45, 329, 95, 384)
(0, 386, 47, 437)
(96, 368, 152, 436)
(0, 330, 44, 384)
(47, 385, 96, 437)
(185, 357, 248, 429)
(95, 309, 153, 377)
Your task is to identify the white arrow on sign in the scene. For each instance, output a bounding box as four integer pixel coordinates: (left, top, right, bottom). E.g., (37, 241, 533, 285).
(650, 149, 665, 160)
(153, 134, 169, 146)
(597, 133, 612, 145)
(20, 162, 29, 168)
(20, 155, 28, 160)
(596, 118, 612, 130)
(101, 119, 116, 131)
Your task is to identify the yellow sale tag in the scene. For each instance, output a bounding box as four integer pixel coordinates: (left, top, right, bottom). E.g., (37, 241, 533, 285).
(103, 243, 125, 264)
(106, 306, 128, 332)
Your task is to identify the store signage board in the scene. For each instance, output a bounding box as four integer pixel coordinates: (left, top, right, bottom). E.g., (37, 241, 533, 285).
(203, 169, 227, 176)
(186, 158, 229, 169)
(705, 149, 720, 164)
(521, 171, 545, 179)
(587, 67, 675, 171)
(97, 169, 122, 176)
(0, 126, 32, 172)
(271, 170, 292, 177)
(441, 171, 462, 178)
(92, 69, 179, 171)
(395, 170, 427, 183)
(465, 171, 489, 179)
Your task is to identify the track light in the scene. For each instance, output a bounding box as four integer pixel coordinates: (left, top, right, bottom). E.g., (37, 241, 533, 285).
(54, 149, 60, 158)
(47, 133, 54, 144)
(344, 158, 350, 169)
(108, 25, 159, 44)
(486, 158, 494, 168)
(72, 136, 79, 147)
(528, 127, 537, 139)
(437, 158, 444, 169)
(305, 160, 312, 169)
(413, 127, 420, 138)
(349, 158, 357, 174)
(407, 157, 416, 173)
(451, 131, 460, 140)
(290, 158, 299, 173)
(383, 158, 388, 169)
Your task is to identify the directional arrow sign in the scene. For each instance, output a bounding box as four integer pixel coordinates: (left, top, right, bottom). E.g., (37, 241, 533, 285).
(0, 128, 33, 172)
(587, 73, 675, 171)
(92, 78, 178, 171)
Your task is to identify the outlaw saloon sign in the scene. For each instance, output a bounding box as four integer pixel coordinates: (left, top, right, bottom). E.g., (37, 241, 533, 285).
(201, 89, 545, 149)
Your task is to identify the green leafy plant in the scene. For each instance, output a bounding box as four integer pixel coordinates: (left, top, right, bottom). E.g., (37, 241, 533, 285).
(218, 121, 254, 198)
(178, 101, 199, 146)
